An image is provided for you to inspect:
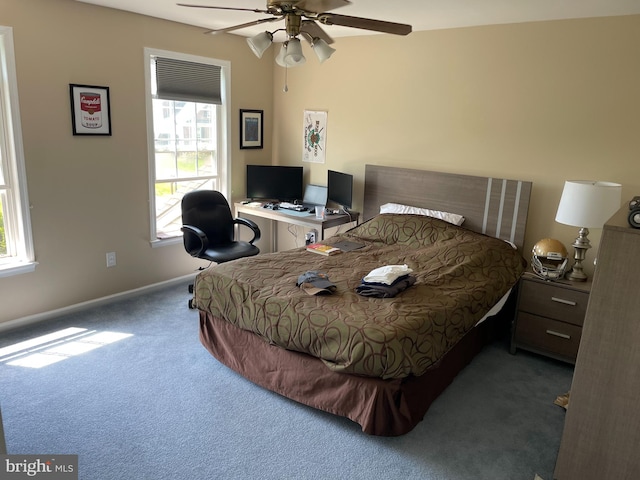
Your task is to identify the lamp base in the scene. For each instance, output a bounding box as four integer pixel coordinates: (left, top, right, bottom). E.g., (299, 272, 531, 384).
(565, 227, 591, 282)
(565, 268, 588, 282)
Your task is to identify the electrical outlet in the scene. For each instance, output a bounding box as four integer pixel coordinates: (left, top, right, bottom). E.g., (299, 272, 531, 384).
(106, 251, 116, 268)
(305, 230, 317, 245)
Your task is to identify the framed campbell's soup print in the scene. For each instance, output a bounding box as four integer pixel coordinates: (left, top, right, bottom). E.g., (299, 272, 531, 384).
(69, 84, 112, 136)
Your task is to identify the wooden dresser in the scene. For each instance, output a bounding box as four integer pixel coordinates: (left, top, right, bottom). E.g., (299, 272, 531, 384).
(554, 205, 640, 479)
(511, 273, 591, 363)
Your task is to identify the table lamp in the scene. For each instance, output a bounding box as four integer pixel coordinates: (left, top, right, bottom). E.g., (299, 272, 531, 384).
(555, 180, 622, 281)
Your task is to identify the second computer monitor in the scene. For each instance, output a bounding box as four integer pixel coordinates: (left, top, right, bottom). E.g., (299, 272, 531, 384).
(327, 170, 353, 209)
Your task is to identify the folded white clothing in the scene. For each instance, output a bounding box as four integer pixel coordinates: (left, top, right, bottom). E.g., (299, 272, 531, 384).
(363, 264, 414, 285)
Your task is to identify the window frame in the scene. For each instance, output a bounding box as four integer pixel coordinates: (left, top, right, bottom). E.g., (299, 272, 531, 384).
(0, 26, 36, 278)
(143, 47, 231, 247)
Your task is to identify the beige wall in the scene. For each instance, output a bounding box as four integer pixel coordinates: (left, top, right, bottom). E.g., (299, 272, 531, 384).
(0, 0, 273, 326)
(1, 1, 638, 327)
(270, 15, 640, 271)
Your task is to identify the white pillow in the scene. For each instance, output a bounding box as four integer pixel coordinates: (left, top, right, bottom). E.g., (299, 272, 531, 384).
(380, 202, 465, 226)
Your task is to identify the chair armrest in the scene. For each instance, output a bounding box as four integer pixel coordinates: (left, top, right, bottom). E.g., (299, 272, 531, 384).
(181, 224, 209, 257)
(234, 217, 261, 244)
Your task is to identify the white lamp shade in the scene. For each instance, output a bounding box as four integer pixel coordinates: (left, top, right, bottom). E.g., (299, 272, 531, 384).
(312, 38, 336, 63)
(555, 180, 622, 228)
(247, 31, 273, 59)
(283, 38, 306, 66)
(275, 43, 288, 67)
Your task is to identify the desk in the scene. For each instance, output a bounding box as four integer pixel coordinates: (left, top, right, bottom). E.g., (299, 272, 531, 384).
(235, 203, 358, 251)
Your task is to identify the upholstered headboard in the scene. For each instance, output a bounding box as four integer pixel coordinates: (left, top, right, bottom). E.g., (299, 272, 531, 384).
(363, 165, 532, 251)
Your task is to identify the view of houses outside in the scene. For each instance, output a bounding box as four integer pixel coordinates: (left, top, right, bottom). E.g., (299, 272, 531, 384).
(152, 99, 218, 238)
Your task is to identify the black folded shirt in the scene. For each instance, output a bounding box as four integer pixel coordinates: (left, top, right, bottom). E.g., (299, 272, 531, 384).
(355, 274, 416, 298)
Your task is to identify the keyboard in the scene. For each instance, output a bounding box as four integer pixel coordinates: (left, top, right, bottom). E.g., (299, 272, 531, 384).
(278, 202, 307, 212)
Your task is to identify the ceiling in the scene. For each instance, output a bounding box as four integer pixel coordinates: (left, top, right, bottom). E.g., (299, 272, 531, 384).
(76, 0, 640, 40)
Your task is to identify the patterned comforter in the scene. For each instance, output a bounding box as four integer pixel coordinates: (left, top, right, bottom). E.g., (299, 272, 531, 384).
(193, 214, 526, 379)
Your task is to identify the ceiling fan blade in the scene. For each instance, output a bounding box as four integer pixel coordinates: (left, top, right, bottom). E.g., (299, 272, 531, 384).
(177, 4, 271, 14)
(293, 0, 350, 13)
(317, 13, 412, 36)
(203, 17, 282, 35)
(300, 20, 334, 44)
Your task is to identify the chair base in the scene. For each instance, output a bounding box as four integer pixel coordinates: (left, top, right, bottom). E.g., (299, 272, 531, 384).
(187, 283, 196, 308)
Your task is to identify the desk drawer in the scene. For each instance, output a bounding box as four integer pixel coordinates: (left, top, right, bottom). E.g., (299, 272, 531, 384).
(518, 280, 588, 326)
(515, 312, 582, 360)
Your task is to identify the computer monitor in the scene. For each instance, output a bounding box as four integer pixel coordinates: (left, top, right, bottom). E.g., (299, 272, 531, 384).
(327, 170, 353, 209)
(302, 184, 327, 207)
(246, 165, 303, 202)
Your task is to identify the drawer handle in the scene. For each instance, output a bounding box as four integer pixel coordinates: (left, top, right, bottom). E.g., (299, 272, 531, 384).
(546, 329, 571, 340)
(551, 296, 577, 306)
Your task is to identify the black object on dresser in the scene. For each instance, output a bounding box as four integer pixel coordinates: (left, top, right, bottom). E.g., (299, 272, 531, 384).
(628, 195, 640, 228)
(510, 272, 591, 364)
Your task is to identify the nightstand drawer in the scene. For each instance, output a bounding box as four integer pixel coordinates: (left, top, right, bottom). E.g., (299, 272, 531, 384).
(518, 280, 588, 326)
(514, 312, 582, 360)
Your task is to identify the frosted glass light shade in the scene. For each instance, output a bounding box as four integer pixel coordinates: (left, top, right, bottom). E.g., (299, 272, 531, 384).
(275, 43, 288, 67)
(555, 180, 622, 227)
(247, 32, 273, 59)
(283, 38, 306, 66)
(312, 38, 335, 63)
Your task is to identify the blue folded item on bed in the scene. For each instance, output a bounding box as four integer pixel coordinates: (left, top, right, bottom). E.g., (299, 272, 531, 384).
(355, 274, 417, 298)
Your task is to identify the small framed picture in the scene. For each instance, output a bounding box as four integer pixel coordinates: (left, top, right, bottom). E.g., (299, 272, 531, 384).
(69, 84, 112, 136)
(240, 109, 263, 149)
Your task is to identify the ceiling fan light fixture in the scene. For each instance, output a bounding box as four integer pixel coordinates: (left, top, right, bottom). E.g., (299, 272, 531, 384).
(283, 38, 306, 67)
(275, 42, 288, 67)
(311, 38, 336, 63)
(247, 31, 273, 59)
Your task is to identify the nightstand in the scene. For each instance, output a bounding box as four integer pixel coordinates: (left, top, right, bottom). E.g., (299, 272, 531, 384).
(510, 272, 591, 363)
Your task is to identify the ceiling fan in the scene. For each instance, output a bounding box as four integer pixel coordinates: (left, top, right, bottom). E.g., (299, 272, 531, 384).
(177, 0, 412, 67)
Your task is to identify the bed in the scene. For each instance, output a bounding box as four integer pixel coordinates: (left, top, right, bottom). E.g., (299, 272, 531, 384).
(193, 165, 532, 436)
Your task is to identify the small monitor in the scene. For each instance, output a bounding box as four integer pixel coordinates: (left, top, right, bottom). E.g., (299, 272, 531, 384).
(302, 184, 327, 207)
(327, 170, 353, 209)
(246, 165, 303, 202)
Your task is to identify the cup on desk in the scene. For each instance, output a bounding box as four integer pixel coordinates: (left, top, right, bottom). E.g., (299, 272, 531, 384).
(315, 205, 326, 220)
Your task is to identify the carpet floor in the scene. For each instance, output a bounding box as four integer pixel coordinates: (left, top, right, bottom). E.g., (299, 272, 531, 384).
(0, 281, 573, 480)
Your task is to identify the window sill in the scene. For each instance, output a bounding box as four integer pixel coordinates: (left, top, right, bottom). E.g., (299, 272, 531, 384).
(150, 236, 182, 248)
(0, 260, 38, 278)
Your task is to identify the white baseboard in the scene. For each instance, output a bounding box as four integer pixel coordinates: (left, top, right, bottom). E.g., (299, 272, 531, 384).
(0, 273, 197, 334)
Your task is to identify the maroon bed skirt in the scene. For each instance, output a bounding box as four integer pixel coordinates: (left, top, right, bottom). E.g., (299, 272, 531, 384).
(199, 311, 496, 436)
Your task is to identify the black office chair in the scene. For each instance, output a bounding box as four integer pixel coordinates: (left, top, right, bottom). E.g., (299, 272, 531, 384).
(181, 190, 260, 307)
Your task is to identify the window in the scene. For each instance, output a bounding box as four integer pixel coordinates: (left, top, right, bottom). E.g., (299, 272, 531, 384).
(0, 26, 35, 277)
(144, 48, 231, 242)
